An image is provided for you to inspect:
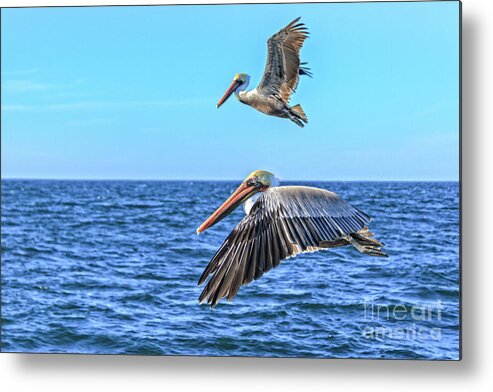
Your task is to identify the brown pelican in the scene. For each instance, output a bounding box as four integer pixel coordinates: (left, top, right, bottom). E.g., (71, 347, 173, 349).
(196, 170, 387, 307)
(216, 17, 312, 127)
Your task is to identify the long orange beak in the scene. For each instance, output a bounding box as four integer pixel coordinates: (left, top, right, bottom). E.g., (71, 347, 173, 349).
(197, 182, 257, 234)
(217, 80, 241, 108)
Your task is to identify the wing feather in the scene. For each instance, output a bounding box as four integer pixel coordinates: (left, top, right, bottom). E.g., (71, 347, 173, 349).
(257, 17, 310, 103)
(198, 186, 374, 306)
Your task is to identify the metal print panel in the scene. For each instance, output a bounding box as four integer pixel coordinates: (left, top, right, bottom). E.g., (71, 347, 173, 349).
(1, 1, 461, 360)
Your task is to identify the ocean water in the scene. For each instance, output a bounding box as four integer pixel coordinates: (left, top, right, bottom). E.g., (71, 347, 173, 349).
(1, 180, 460, 359)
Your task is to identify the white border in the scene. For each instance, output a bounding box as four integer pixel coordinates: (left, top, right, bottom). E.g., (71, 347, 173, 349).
(2, 0, 493, 390)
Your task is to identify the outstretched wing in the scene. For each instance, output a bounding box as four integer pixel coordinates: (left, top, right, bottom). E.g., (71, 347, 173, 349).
(197, 186, 371, 307)
(256, 17, 310, 103)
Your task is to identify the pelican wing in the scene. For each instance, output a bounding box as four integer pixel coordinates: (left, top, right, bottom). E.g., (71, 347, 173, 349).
(257, 17, 310, 103)
(198, 186, 372, 306)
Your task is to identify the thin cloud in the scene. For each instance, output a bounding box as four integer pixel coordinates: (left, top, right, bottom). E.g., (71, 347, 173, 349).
(3, 78, 84, 94)
(2, 80, 51, 94)
(2, 68, 39, 76)
(65, 119, 115, 127)
(1, 97, 212, 113)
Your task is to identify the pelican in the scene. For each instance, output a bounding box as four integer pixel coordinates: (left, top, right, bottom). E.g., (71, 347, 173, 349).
(196, 170, 387, 307)
(216, 17, 312, 127)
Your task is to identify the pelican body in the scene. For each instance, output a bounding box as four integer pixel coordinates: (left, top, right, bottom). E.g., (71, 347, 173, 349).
(196, 170, 387, 307)
(217, 18, 312, 127)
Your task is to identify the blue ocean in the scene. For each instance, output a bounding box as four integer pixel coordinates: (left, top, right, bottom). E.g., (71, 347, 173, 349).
(1, 180, 460, 359)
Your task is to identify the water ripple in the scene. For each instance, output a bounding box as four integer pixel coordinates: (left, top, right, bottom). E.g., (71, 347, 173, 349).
(1, 180, 459, 359)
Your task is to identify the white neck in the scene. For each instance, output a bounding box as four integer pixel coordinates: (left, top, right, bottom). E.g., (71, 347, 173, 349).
(243, 175, 280, 215)
(234, 81, 250, 99)
(244, 192, 261, 215)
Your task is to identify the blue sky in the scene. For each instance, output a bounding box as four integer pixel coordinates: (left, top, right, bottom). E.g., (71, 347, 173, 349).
(1, 1, 459, 181)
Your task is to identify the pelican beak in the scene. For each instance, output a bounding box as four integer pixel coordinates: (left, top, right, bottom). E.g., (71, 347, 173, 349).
(217, 80, 241, 108)
(197, 181, 258, 234)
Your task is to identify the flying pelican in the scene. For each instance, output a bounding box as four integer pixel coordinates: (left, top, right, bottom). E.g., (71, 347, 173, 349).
(216, 17, 312, 127)
(196, 170, 387, 307)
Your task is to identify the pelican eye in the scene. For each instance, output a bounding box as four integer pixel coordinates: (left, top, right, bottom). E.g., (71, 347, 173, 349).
(246, 177, 258, 187)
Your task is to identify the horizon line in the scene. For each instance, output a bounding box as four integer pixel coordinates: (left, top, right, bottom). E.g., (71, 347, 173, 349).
(1, 176, 460, 182)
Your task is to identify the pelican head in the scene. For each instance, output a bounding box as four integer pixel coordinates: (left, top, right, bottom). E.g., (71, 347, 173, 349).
(216, 73, 251, 108)
(197, 170, 275, 234)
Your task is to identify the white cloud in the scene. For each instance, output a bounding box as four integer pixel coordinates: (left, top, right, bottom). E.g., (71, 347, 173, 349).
(65, 118, 114, 126)
(2, 80, 51, 93)
(2, 68, 39, 76)
(1, 97, 212, 113)
(2, 78, 84, 94)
